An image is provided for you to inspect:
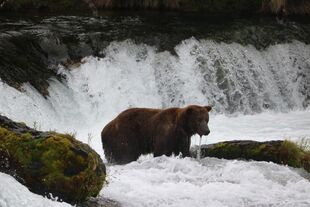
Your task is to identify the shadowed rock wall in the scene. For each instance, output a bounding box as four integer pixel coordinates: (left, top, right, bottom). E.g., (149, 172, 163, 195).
(1, 0, 309, 15)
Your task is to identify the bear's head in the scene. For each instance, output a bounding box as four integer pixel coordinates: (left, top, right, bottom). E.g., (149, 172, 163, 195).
(183, 105, 212, 136)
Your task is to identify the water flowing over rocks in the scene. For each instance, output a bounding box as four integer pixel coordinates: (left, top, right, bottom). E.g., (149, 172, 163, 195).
(0, 15, 309, 112)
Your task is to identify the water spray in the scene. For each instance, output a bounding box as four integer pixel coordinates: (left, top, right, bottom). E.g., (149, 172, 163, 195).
(197, 135, 203, 160)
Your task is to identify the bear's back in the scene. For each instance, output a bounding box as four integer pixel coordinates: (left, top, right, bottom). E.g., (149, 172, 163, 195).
(117, 108, 162, 121)
(102, 108, 162, 136)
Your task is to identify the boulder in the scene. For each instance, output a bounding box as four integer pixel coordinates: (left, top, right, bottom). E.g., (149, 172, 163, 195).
(191, 140, 310, 173)
(0, 115, 106, 204)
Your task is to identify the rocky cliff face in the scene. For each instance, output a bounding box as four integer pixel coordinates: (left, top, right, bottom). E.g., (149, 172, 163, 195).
(0, 0, 90, 13)
(261, 0, 310, 15)
(0, 0, 309, 15)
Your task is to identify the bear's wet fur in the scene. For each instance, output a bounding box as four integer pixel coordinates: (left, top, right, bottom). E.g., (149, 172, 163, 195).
(101, 105, 212, 164)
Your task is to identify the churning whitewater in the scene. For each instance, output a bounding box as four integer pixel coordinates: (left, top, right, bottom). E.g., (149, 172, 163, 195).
(1, 38, 310, 206)
(101, 156, 310, 207)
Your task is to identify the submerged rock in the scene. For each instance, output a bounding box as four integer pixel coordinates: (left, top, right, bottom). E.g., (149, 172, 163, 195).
(191, 140, 310, 173)
(0, 115, 106, 204)
(78, 197, 121, 207)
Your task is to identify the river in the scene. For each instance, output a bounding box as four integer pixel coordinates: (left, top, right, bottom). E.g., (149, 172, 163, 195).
(0, 13, 310, 207)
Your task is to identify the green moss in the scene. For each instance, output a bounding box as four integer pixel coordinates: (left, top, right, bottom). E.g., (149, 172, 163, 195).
(302, 153, 310, 173)
(279, 140, 303, 168)
(223, 144, 242, 157)
(200, 140, 310, 173)
(0, 126, 106, 203)
(209, 142, 243, 159)
(215, 142, 227, 148)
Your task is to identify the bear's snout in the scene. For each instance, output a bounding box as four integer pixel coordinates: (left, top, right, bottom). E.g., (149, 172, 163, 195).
(198, 121, 210, 136)
(199, 129, 210, 136)
(205, 129, 210, 135)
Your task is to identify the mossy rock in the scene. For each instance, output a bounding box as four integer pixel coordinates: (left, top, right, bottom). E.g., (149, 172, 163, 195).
(191, 140, 310, 173)
(0, 115, 106, 204)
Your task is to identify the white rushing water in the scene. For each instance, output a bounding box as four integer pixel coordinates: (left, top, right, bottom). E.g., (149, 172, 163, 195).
(1, 38, 310, 206)
(101, 156, 310, 207)
(0, 173, 71, 207)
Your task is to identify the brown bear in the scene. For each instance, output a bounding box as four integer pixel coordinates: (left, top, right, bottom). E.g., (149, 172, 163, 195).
(101, 105, 212, 164)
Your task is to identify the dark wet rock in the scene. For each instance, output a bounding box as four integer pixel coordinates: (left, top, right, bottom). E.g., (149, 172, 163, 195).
(0, 115, 106, 204)
(78, 197, 122, 207)
(0, 115, 48, 138)
(0, 32, 59, 96)
(0, 0, 309, 16)
(0, 0, 91, 13)
(191, 140, 310, 173)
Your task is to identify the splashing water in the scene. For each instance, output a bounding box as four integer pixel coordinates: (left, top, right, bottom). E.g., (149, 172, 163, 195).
(101, 156, 310, 207)
(197, 136, 203, 160)
(0, 173, 71, 207)
(1, 38, 310, 206)
(1, 38, 310, 128)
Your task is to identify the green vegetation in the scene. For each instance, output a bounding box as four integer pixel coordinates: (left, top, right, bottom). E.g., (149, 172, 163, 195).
(279, 139, 310, 172)
(197, 140, 310, 173)
(297, 137, 310, 151)
(0, 126, 106, 203)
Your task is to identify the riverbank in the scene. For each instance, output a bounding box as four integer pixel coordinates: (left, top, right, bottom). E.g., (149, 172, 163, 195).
(0, 0, 310, 16)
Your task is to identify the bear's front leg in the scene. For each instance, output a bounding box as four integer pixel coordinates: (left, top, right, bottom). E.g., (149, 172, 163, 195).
(179, 135, 190, 157)
(153, 135, 173, 157)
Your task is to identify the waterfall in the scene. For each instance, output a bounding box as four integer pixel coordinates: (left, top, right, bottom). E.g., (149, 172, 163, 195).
(1, 38, 310, 130)
(1, 32, 310, 207)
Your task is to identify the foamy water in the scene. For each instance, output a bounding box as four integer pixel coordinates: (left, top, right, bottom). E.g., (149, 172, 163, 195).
(0, 39, 310, 206)
(101, 156, 310, 207)
(0, 173, 71, 207)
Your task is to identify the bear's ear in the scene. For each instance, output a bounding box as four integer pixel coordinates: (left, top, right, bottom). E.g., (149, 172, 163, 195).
(185, 106, 194, 114)
(205, 105, 212, 112)
(182, 106, 196, 119)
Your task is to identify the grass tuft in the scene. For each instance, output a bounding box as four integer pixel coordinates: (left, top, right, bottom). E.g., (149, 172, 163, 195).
(280, 139, 310, 173)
